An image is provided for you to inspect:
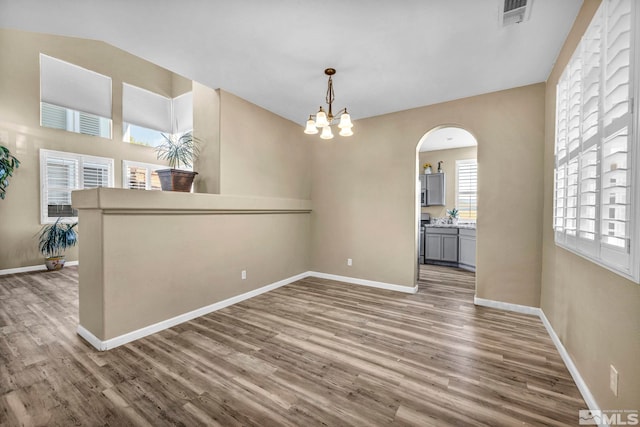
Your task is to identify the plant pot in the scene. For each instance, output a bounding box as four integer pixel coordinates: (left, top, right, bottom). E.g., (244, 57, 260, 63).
(156, 169, 198, 192)
(45, 256, 65, 271)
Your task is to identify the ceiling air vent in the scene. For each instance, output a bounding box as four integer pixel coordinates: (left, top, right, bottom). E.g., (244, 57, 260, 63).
(500, 0, 532, 27)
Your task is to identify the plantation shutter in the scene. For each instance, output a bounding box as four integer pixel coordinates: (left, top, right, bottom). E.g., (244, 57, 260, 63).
(600, 0, 632, 269)
(78, 113, 102, 137)
(456, 160, 477, 221)
(41, 150, 114, 223)
(553, 0, 637, 281)
(126, 166, 149, 190)
(41, 102, 67, 130)
(150, 171, 162, 190)
(123, 161, 164, 190)
(83, 162, 110, 188)
(45, 155, 78, 218)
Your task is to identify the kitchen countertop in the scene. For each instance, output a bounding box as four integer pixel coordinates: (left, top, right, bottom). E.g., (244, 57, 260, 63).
(424, 223, 476, 230)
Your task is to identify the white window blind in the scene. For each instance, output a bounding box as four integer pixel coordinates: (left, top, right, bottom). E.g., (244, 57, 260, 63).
(122, 83, 193, 139)
(40, 54, 112, 119)
(456, 159, 477, 222)
(553, 0, 638, 282)
(122, 83, 173, 133)
(173, 91, 194, 133)
(40, 149, 114, 223)
(122, 160, 164, 191)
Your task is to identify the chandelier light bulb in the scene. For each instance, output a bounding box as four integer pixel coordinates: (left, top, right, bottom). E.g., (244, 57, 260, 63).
(304, 116, 318, 134)
(338, 112, 352, 129)
(315, 107, 329, 128)
(339, 127, 353, 137)
(320, 125, 334, 139)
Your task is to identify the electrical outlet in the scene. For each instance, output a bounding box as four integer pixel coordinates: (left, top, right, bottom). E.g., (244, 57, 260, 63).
(241, 270, 247, 280)
(610, 365, 618, 396)
(347, 258, 352, 266)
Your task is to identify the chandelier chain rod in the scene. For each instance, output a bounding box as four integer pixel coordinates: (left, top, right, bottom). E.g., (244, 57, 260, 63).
(325, 75, 334, 119)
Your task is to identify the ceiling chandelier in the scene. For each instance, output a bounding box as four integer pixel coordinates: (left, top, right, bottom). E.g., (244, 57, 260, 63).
(304, 68, 353, 139)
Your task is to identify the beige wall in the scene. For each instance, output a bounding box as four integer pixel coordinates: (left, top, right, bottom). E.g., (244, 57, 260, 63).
(311, 83, 546, 303)
(0, 29, 194, 269)
(193, 82, 221, 194)
(218, 90, 311, 199)
(541, 0, 640, 409)
(418, 146, 477, 219)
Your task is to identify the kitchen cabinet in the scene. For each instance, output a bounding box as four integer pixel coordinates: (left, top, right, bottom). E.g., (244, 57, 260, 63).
(458, 228, 476, 272)
(425, 173, 445, 206)
(425, 227, 458, 264)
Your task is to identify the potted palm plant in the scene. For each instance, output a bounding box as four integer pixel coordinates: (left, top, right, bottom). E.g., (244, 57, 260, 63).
(0, 145, 20, 200)
(38, 217, 78, 270)
(447, 208, 459, 225)
(155, 131, 200, 192)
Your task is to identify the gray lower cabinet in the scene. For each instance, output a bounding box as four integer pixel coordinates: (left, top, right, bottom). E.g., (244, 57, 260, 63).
(458, 228, 476, 271)
(425, 227, 458, 264)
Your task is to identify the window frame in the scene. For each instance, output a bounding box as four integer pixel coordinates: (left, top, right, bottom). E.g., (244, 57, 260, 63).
(40, 149, 114, 224)
(455, 159, 478, 223)
(553, 0, 640, 283)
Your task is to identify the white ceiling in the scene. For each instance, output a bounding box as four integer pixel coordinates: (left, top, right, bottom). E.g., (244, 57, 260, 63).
(419, 127, 478, 152)
(0, 0, 583, 126)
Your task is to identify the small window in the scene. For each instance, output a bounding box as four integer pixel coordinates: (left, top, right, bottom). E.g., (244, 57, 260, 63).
(122, 83, 193, 147)
(41, 102, 111, 138)
(122, 160, 164, 190)
(40, 149, 114, 223)
(456, 159, 477, 222)
(123, 123, 166, 147)
(40, 54, 112, 139)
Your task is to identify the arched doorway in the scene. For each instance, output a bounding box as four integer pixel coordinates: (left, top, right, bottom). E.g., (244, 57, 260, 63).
(415, 125, 478, 285)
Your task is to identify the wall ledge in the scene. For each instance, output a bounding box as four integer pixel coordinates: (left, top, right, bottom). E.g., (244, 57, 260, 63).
(72, 187, 312, 213)
(474, 296, 602, 422)
(0, 260, 78, 276)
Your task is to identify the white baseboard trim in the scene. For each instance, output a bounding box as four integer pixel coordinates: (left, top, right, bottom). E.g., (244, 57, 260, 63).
(77, 271, 309, 351)
(306, 271, 418, 294)
(475, 296, 601, 422)
(539, 310, 602, 418)
(473, 296, 541, 316)
(0, 260, 78, 276)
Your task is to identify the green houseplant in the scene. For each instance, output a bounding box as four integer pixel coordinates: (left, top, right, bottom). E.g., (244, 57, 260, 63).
(447, 208, 459, 225)
(0, 145, 20, 200)
(155, 131, 200, 192)
(38, 217, 78, 270)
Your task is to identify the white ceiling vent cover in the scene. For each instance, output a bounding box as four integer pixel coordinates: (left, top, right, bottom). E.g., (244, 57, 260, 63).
(500, 0, 532, 27)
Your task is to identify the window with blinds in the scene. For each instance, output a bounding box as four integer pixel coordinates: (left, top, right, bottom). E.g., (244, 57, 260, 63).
(41, 102, 111, 138)
(122, 160, 164, 191)
(553, 0, 638, 282)
(456, 159, 477, 222)
(40, 149, 114, 223)
(40, 55, 112, 139)
(122, 84, 193, 147)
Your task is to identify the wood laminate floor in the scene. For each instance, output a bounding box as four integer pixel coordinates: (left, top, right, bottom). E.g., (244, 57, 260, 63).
(0, 265, 585, 426)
